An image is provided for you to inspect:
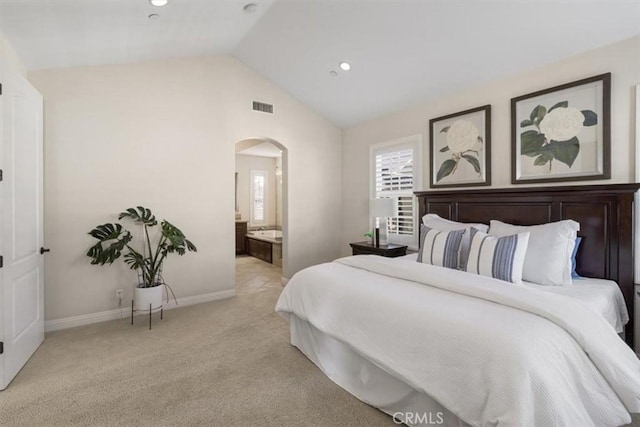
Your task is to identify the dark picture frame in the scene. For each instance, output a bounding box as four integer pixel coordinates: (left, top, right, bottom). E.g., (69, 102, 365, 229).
(511, 73, 611, 184)
(429, 105, 491, 188)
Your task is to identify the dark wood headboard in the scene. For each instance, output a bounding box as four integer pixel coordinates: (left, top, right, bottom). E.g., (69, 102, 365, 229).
(415, 183, 640, 346)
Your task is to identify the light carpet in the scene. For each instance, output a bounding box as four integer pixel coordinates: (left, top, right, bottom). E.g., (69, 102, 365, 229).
(0, 286, 393, 426)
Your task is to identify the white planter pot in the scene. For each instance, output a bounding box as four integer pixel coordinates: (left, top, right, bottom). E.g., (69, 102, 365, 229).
(134, 285, 164, 311)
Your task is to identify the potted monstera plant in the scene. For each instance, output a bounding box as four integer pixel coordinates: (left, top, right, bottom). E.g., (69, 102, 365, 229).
(86, 206, 197, 311)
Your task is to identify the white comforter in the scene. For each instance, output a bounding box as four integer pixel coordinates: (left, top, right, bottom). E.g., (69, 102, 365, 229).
(275, 255, 640, 427)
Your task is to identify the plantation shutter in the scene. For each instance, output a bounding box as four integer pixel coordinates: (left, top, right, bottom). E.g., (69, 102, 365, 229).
(251, 170, 267, 225)
(373, 145, 416, 243)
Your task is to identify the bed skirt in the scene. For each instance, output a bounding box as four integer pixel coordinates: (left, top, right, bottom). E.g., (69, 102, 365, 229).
(289, 315, 470, 427)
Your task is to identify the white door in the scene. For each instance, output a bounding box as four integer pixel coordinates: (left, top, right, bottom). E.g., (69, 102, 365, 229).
(0, 59, 44, 390)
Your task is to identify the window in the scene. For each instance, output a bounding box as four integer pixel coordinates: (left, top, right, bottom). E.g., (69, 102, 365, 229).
(370, 136, 422, 247)
(250, 170, 267, 225)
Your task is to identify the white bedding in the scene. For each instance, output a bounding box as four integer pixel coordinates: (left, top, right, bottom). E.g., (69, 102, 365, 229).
(276, 255, 640, 427)
(526, 277, 629, 333)
(400, 253, 629, 333)
(290, 315, 471, 427)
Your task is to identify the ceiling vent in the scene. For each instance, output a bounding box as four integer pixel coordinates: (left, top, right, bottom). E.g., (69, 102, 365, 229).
(252, 101, 274, 114)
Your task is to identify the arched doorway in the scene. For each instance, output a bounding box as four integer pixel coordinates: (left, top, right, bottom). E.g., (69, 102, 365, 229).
(234, 138, 288, 292)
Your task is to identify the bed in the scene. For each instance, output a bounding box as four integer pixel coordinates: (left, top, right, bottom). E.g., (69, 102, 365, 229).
(276, 184, 640, 426)
(414, 184, 638, 346)
(399, 252, 629, 334)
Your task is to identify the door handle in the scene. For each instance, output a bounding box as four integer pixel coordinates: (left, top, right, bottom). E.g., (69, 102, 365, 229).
(40, 247, 50, 255)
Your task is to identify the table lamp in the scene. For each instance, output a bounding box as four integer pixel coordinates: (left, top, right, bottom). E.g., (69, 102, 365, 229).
(371, 198, 397, 247)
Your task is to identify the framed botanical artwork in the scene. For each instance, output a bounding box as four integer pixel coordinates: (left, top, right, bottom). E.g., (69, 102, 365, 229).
(511, 73, 610, 184)
(429, 105, 491, 188)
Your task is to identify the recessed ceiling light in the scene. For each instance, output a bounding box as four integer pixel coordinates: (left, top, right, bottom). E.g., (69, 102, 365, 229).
(329, 71, 338, 77)
(150, 0, 168, 6)
(243, 3, 258, 13)
(148, 13, 160, 20)
(339, 62, 351, 71)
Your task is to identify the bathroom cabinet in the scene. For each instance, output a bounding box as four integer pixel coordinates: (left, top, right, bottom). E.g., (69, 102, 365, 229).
(246, 238, 273, 264)
(235, 221, 248, 254)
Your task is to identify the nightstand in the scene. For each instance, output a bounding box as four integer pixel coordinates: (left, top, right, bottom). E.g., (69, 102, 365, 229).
(349, 241, 408, 258)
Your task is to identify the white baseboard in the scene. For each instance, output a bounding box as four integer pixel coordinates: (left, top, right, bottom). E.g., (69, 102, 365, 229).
(161, 289, 236, 309)
(45, 289, 236, 332)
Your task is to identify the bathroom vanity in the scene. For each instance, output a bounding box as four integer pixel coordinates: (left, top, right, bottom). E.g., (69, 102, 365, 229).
(235, 220, 248, 254)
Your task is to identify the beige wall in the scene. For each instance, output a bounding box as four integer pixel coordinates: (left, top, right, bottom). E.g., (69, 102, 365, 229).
(29, 55, 342, 322)
(0, 33, 26, 77)
(342, 36, 640, 256)
(235, 154, 277, 227)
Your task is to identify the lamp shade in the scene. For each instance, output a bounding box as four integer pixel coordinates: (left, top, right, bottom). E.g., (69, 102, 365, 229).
(371, 198, 397, 217)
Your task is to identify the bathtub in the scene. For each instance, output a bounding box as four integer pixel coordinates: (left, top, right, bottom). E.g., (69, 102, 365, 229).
(249, 230, 283, 240)
(246, 230, 283, 266)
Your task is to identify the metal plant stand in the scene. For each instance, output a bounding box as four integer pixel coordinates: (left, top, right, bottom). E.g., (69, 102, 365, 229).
(131, 300, 163, 330)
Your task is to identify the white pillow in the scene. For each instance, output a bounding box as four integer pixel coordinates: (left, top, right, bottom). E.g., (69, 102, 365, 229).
(417, 226, 466, 270)
(466, 227, 530, 284)
(489, 219, 579, 286)
(422, 214, 489, 270)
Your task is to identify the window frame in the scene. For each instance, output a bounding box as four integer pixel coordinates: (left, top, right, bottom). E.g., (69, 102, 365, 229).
(250, 170, 268, 226)
(369, 135, 422, 249)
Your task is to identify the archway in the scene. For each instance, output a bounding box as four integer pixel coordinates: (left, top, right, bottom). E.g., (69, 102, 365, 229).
(234, 138, 288, 288)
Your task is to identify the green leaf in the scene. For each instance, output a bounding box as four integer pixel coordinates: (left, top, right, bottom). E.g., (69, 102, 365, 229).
(439, 146, 450, 153)
(581, 110, 597, 126)
(548, 137, 580, 168)
(118, 206, 157, 226)
(548, 101, 568, 112)
(530, 105, 546, 124)
(86, 242, 103, 259)
(88, 223, 123, 241)
(520, 130, 545, 157)
(86, 221, 133, 266)
(186, 239, 198, 252)
(462, 154, 481, 174)
(533, 151, 554, 166)
(162, 220, 198, 255)
(123, 251, 147, 271)
(440, 126, 450, 133)
(534, 155, 549, 166)
(520, 119, 534, 127)
(436, 159, 457, 182)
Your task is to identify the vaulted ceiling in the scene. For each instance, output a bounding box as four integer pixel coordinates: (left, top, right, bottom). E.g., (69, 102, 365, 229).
(1, 0, 639, 127)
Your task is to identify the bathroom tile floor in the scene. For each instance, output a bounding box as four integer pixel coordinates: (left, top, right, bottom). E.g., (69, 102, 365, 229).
(235, 255, 284, 295)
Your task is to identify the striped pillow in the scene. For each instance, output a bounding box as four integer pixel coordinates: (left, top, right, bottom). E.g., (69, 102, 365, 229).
(465, 227, 530, 284)
(422, 214, 489, 270)
(417, 226, 465, 269)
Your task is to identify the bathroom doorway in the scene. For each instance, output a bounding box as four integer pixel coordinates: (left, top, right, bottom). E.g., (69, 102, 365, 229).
(234, 138, 287, 294)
